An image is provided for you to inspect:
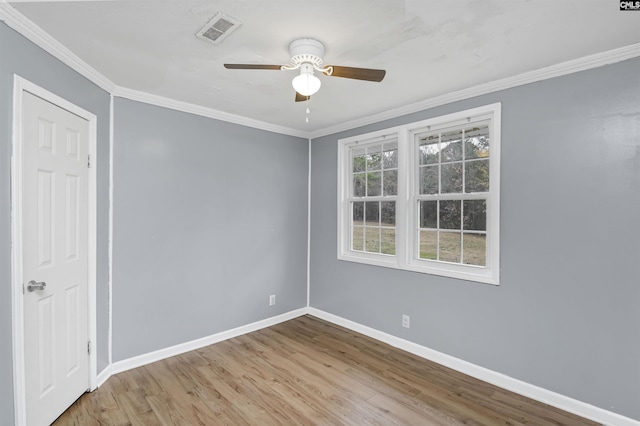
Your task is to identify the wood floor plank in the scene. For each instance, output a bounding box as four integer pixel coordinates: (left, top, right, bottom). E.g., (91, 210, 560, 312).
(114, 387, 162, 426)
(53, 316, 600, 426)
(141, 360, 223, 425)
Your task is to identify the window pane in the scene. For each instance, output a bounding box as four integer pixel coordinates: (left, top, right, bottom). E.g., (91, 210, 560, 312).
(439, 232, 461, 262)
(383, 170, 397, 196)
(365, 228, 380, 253)
(365, 201, 379, 224)
(464, 126, 490, 160)
(441, 162, 463, 193)
(463, 233, 486, 266)
(419, 230, 437, 260)
(367, 145, 382, 171)
(419, 165, 438, 194)
(381, 228, 396, 255)
(419, 201, 437, 229)
(465, 159, 489, 193)
(440, 130, 462, 162)
(353, 173, 366, 197)
(353, 147, 366, 172)
(463, 200, 486, 231)
(440, 200, 461, 229)
(381, 201, 395, 227)
(419, 139, 439, 165)
(352, 201, 364, 225)
(352, 226, 363, 251)
(367, 172, 381, 196)
(383, 142, 398, 168)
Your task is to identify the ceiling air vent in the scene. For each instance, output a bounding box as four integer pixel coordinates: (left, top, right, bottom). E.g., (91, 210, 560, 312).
(196, 12, 241, 45)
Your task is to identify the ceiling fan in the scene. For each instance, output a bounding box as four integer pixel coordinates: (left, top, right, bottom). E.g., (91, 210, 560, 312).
(224, 38, 386, 102)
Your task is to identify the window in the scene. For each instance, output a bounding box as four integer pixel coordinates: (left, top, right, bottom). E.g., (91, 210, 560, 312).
(338, 103, 500, 284)
(350, 139, 398, 256)
(414, 124, 490, 266)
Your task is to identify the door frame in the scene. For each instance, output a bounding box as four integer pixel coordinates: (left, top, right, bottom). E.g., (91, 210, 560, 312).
(10, 75, 98, 425)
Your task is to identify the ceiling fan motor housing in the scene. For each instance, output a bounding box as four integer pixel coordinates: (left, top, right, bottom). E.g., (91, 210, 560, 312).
(289, 38, 325, 69)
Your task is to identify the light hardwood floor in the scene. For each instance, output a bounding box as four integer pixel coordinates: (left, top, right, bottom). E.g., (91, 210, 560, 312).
(54, 315, 599, 425)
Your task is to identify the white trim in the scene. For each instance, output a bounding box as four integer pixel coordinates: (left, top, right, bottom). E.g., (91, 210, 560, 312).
(112, 88, 309, 139)
(87, 96, 98, 391)
(109, 308, 308, 376)
(306, 138, 312, 307)
(10, 75, 99, 424)
(309, 43, 640, 139)
(107, 94, 114, 367)
(0, 2, 115, 93)
(337, 126, 402, 266)
(10, 73, 27, 426)
(307, 308, 640, 426)
(96, 365, 112, 388)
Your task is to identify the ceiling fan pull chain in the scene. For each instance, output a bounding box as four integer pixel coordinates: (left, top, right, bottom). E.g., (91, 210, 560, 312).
(306, 99, 311, 123)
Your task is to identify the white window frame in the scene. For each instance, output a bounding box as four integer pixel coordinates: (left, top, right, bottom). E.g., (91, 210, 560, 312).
(337, 103, 501, 285)
(337, 130, 404, 269)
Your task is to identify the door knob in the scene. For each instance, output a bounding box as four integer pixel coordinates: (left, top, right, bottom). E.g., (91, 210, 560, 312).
(27, 280, 46, 292)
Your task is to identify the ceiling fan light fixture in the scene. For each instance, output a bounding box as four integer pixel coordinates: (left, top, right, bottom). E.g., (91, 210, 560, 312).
(224, 37, 386, 103)
(292, 64, 321, 96)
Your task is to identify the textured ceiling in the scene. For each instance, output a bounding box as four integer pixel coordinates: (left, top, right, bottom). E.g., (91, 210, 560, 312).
(8, 0, 640, 134)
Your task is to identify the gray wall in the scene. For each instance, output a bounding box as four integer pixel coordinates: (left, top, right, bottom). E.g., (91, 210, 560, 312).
(310, 58, 640, 420)
(111, 98, 308, 361)
(0, 22, 111, 425)
(2, 14, 638, 425)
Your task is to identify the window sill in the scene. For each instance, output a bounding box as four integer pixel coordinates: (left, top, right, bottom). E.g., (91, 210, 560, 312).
(337, 252, 499, 285)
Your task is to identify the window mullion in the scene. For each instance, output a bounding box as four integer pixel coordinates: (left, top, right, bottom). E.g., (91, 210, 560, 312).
(395, 130, 409, 268)
(462, 127, 466, 194)
(437, 132, 442, 195)
(460, 192, 465, 264)
(435, 200, 440, 261)
(416, 192, 488, 201)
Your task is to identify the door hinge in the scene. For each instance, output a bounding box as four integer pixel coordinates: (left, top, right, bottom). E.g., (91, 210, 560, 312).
(87, 154, 91, 168)
(87, 341, 91, 355)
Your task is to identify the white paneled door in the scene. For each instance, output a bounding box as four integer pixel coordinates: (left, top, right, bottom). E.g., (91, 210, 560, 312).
(22, 91, 90, 426)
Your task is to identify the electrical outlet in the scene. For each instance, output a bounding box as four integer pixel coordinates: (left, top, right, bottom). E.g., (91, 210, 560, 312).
(402, 314, 410, 328)
(269, 294, 276, 306)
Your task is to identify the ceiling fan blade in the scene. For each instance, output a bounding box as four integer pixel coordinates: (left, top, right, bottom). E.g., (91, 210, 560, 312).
(295, 92, 310, 102)
(325, 66, 386, 82)
(224, 64, 284, 70)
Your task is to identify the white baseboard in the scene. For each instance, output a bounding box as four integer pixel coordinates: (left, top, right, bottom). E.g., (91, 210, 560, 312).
(95, 365, 112, 389)
(109, 308, 307, 377)
(91, 306, 638, 426)
(307, 308, 640, 426)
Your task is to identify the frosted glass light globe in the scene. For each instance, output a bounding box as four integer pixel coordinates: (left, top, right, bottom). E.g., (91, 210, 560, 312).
(292, 71, 321, 97)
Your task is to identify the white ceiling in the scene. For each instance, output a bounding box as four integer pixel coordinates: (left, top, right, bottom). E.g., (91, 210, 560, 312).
(7, 0, 640, 134)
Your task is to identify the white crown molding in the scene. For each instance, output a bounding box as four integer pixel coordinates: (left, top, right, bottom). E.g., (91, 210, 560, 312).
(0, 1, 116, 93)
(0, 0, 306, 138)
(307, 308, 640, 426)
(112, 87, 309, 139)
(2, 0, 638, 140)
(309, 42, 640, 139)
